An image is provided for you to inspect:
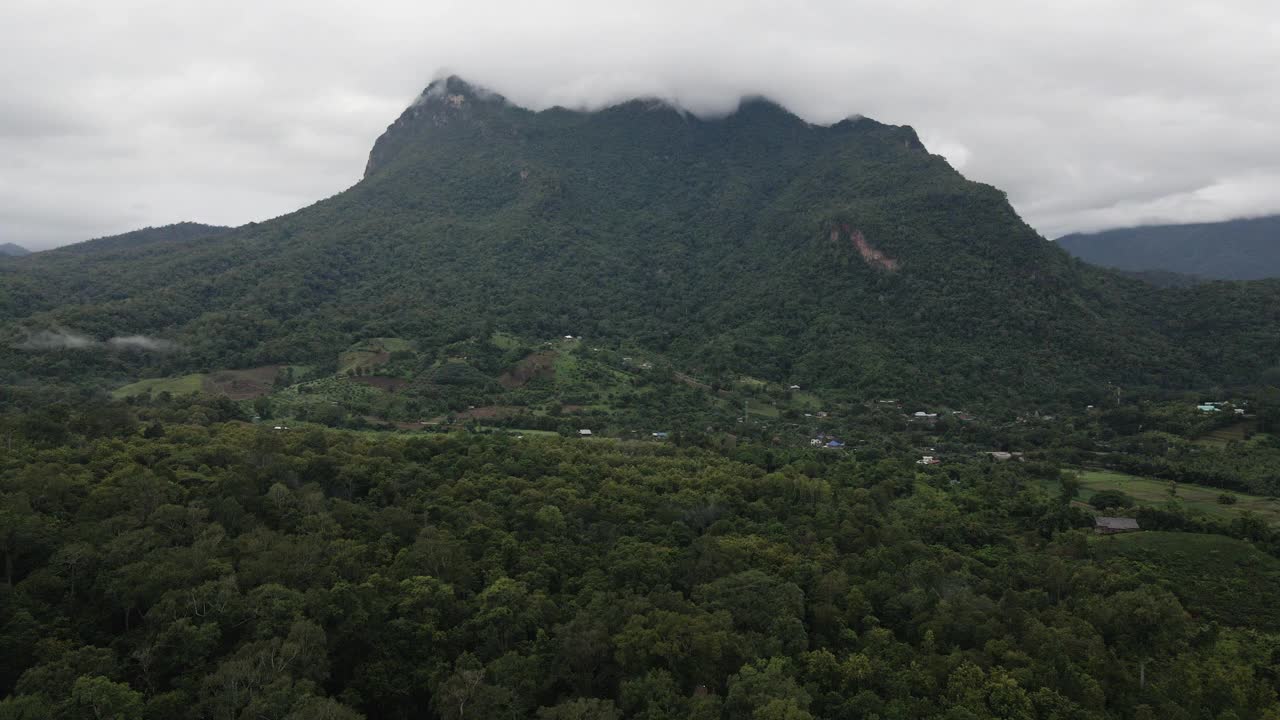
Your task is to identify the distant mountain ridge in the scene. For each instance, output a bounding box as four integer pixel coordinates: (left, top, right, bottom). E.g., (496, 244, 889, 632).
(0, 243, 30, 257)
(1, 76, 1278, 405)
(52, 221, 233, 256)
(1057, 215, 1280, 280)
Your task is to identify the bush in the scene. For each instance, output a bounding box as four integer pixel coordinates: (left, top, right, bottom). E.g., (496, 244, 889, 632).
(1089, 489, 1136, 510)
(1219, 493, 1239, 505)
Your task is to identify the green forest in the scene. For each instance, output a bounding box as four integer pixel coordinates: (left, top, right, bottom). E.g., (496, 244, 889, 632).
(5, 395, 1280, 720)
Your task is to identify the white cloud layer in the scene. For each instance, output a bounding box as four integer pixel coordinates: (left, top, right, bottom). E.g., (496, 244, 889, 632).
(3, 0, 1279, 248)
(13, 329, 178, 352)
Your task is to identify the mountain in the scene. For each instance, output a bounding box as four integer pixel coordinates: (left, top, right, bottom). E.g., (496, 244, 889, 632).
(1114, 268, 1206, 288)
(1057, 215, 1280, 280)
(52, 221, 233, 256)
(0, 242, 29, 256)
(2, 76, 1278, 408)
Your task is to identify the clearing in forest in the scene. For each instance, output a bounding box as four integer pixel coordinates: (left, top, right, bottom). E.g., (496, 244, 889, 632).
(1070, 469, 1280, 525)
(205, 365, 289, 400)
(1195, 421, 1256, 447)
(111, 374, 206, 398)
(499, 350, 558, 388)
(427, 405, 527, 424)
(338, 337, 412, 374)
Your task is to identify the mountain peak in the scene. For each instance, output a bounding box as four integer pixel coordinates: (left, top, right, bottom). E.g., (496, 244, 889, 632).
(0, 242, 31, 257)
(416, 75, 507, 108)
(363, 75, 515, 178)
(362, 74, 938, 181)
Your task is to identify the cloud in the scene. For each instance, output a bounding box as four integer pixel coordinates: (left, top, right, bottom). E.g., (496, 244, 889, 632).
(107, 335, 180, 352)
(2, 0, 1279, 247)
(13, 329, 179, 352)
(14, 329, 97, 350)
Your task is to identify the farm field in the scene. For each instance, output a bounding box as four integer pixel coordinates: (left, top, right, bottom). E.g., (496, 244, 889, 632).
(337, 337, 413, 373)
(744, 398, 780, 418)
(112, 365, 309, 400)
(205, 365, 296, 399)
(1195, 420, 1256, 447)
(111, 373, 206, 398)
(1070, 469, 1280, 525)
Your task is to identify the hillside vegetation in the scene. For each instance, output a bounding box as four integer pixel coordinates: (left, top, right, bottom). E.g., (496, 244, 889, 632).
(2, 78, 1278, 409)
(3, 401, 1280, 719)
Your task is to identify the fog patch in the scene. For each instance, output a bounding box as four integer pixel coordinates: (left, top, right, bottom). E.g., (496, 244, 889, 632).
(14, 328, 97, 350)
(13, 329, 179, 352)
(108, 334, 179, 352)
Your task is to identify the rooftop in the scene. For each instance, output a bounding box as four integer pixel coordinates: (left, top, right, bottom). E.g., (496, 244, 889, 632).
(1094, 516, 1140, 530)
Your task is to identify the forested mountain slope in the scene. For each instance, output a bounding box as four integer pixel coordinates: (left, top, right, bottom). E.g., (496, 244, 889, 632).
(2, 77, 1278, 404)
(1058, 215, 1280, 280)
(49, 222, 233, 257)
(0, 243, 28, 257)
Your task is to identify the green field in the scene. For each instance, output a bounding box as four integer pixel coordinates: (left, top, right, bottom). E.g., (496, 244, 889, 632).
(744, 399, 780, 418)
(489, 331, 523, 351)
(1070, 469, 1280, 525)
(504, 428, 561, 437)
(338, 337, 413, 373)
(550, 347, 636, 408)
(788, 391, 824, 411)
(1092, 531, 1280, 630)
(112, 373, 206, 398)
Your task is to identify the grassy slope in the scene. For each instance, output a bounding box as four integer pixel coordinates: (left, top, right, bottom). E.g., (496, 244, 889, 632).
(1072, 469, 1280, 525)
(337, 337, 413, 373)
(111, 374, 206, 398)
(1195, 421, 1256, 447)
(1092, 531, 1280, 630)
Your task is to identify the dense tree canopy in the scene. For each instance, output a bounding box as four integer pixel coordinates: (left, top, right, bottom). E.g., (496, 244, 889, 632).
(3, 400, 1280, 719)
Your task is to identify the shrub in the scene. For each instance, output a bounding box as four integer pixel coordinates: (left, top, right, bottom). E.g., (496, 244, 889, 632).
(1089, 489, 1136, 510)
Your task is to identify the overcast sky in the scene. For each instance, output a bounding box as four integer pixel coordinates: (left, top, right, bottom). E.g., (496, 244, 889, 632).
(4, 0, 1280, 249)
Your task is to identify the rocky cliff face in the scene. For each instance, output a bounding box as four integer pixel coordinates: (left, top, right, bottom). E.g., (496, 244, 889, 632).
(364, 76, 510, 179)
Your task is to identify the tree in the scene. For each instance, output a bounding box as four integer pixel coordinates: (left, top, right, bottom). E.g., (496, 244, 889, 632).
(1089, 489, 1135, 510)
(1059, 474, 1081, 504)
(619, 670, 684, 720)
(1098, 587, 1189, 690)
(284, 697, 365, 720)
(0, 493, 46, 587)
(725, 659, 812, 720)
(433, 654, 510, 720)
(536, 698, 620, 720)
(70, 675, 143, 720)
(254, 397, 273, 420)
